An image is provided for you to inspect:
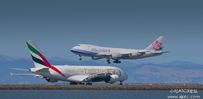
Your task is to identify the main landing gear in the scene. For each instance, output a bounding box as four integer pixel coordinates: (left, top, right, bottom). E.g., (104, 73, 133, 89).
(79, 55, 82, 60)
(107, 59, 121, 64)
(86, 83, 93, 85)
(119, 81, 123, 85)
(113, 60, 121, 63)
(70, 82, 78, 85)
(69, 82, 92, 85)
(107, 59, 111, 64)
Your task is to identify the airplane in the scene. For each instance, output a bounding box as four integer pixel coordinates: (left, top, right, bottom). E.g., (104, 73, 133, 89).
(70, 36, 170, 64)
(10, 41, 128, 85)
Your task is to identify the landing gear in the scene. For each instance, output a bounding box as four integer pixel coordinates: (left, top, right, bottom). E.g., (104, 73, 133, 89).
(70, 82, 78, 85)
(107, 59, 111, 64)
(119, 81, 123, 85)
(113, 60, 121, 63)
(70, 82, 92, 85)
(79, 55, 82, 60)
(86, 83, 92, 85)
(79, 82, 84, 85)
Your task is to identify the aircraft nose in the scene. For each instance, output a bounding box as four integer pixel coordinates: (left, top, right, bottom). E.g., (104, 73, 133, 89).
(124, 72, 128, 80)
(70, 48, 76, 52)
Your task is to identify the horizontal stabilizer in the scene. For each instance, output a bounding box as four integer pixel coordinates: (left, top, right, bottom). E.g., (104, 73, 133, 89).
(36, 67, 49, 72)
(29, 67, 49, 73)
(34, 74, 43, 78)
(10, 72, 35, 77)
(162, 51, 171, 53)
(10, 68, 29, 71)
(151, 51, 171, 54)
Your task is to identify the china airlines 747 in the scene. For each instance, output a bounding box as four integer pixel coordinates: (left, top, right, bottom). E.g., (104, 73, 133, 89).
(10, 41, 128, 85)
(71, 36, 170, 64)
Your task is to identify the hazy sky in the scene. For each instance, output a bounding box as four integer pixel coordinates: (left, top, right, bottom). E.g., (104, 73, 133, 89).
(0, 0, 203, 64)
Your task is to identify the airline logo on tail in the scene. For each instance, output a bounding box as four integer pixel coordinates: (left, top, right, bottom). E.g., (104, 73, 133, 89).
(26, 41, 66, 78)
(152, 40, 162, 50)
(145, 36, 165, 51)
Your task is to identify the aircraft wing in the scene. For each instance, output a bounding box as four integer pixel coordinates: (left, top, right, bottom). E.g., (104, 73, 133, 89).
(120, 52, 131, 55)
(68, 73, 111, 82)
(68, 75, 90, 82)
(120, 51, 149, 56)
(99, 53, 112, 56)
(99, 51, 150, 56)
(120, 50, 171, 56)
(150, 51, 171, 54)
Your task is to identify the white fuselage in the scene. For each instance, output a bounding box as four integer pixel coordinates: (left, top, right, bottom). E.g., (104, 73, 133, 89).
(71, 44, 163, 60)
(30, 65, 128, 83)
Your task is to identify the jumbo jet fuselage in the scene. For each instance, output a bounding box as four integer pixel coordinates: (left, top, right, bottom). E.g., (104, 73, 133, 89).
(30, 65, 128, 83)
(10, 41, 128, 85)
(71, 36, 169, 64)
(71, 45, 163, 59)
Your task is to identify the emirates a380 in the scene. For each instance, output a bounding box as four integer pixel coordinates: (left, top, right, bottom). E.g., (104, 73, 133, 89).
(10, 41, 128, 85)
(71, 36, 170, 64)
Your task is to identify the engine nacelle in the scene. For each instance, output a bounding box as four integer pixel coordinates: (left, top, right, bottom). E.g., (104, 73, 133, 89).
(104, 74, 119, 84)
(91, 57, 102, 60)
(130, 52, 139, 57)
(111, 54, 121, 60)
(130, 51, 143, 57)
(46, 78, 58, 82)
(144, 52, 152, 56)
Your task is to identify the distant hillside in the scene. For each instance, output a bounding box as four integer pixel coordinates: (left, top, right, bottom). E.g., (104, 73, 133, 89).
(1, 55, 203, 84)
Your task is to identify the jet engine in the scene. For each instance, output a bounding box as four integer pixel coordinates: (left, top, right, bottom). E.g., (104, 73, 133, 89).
(144, 52, 152, 56)
(130, 51, 141, 57)
(104, 74, 119, 84)
(46, 78, 58, 82)
(91, 57, 103, 60)
(111, 54, 121, 60)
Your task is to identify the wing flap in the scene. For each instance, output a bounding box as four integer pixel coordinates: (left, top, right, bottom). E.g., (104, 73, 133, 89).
(68, 73, 111, 82)
(67, 75, 90, 82)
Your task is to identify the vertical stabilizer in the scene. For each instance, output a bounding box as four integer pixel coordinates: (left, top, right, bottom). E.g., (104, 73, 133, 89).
(26, 41, 51, 68)
(26, 41, 67, 78)
(145, 36, 165, 50)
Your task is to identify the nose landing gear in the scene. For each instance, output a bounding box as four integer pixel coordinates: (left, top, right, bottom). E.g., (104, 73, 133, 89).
(119, 81, 123, 85)
(107, 59, 111, 64)
(79, 55, 82, 60)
